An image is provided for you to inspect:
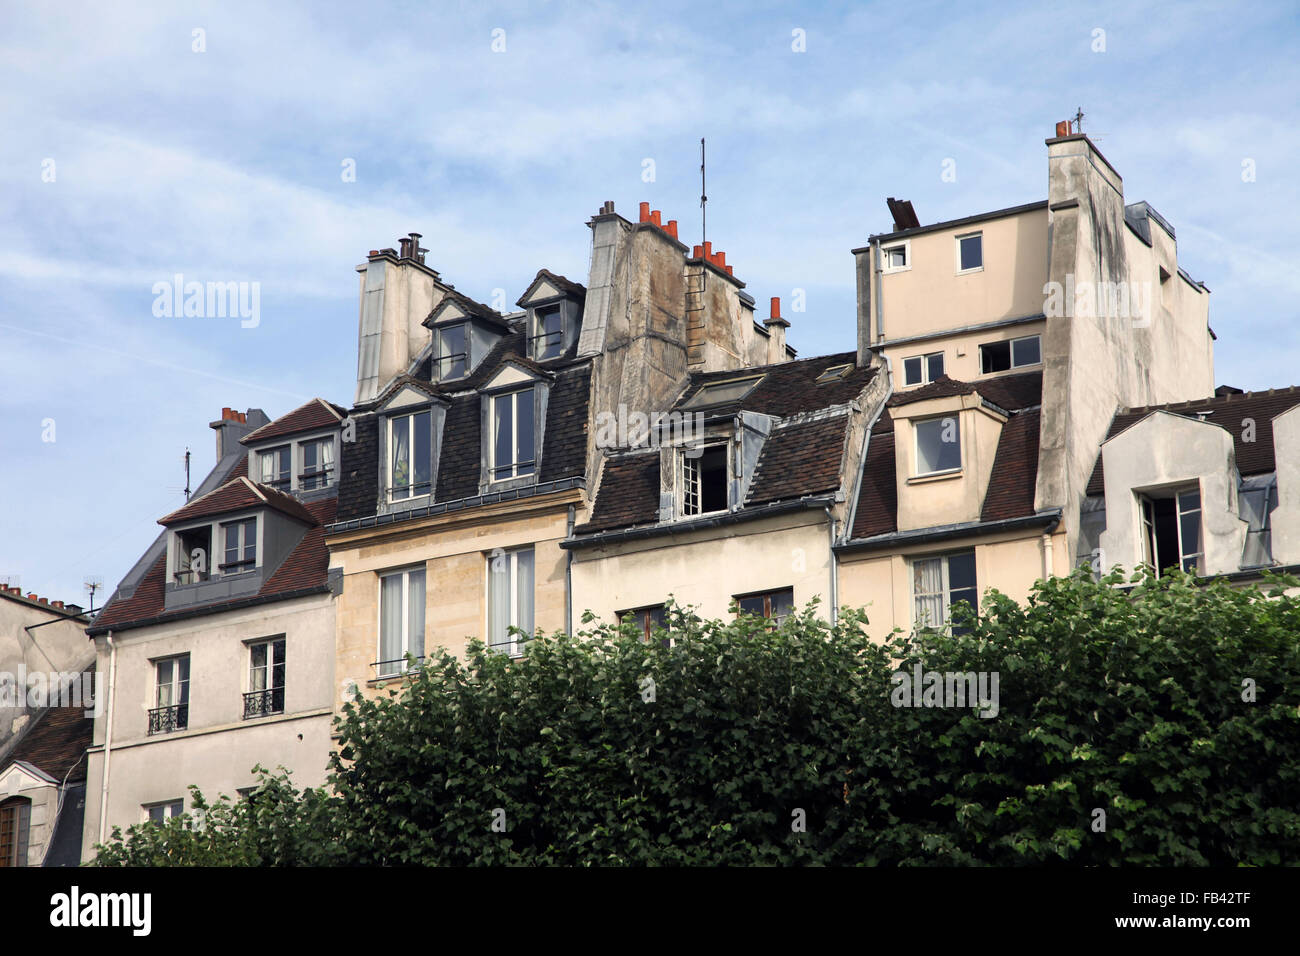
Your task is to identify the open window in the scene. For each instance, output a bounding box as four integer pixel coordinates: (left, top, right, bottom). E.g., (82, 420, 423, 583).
(174, 526, 212, 584)
(681, 444, 728, 517)
(979, 334, 1041, 374)
(1140, 486, 1203, 575)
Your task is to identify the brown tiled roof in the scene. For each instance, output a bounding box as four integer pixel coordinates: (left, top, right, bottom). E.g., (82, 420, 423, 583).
(91, 498, 336, 634)
(519, 268, 587, 304)
(747, 414, 849, 506)
(889, 371, 1042, 411)
(981, 408, 1042, 522)
(676, 352, 877, 417)
(577, 453, 661, 533)
(3, 673, 95, 783)
(851, 428, 897, 538)
(1086, 387, 1300, 495)
(426, 289, 512, 332)
(159, 477, 316, 527)
(240, 398, 345, 445)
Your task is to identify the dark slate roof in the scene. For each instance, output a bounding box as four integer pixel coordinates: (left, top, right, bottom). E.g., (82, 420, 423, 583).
(425, 288, 513, 332)
(90, 498, 336, 634)
(2, 675, 95, 783)
(240, 398, 345, 445)
(159, 476, 316, 527)
(850, 372, 1044, 540)
(579, 453, 661, 533)
(747, 414, 850, 507)
(675, 351, 876, 417)
(519, 268, 587, 304)
(1086, 387, 1300, 495)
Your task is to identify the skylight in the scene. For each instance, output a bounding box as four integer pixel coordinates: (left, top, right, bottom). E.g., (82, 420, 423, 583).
(681, 375, 764, 409)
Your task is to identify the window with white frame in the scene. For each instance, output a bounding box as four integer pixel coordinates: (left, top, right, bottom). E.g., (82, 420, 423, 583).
(259, 445, 291, 490)
(435, 322, 468, 381)
(979, 334, 1041, 374)
(145, 800, 183, 825)
(1140, 486, 1203, 575)
(299, 437, 334, 490)
(681, 444, 728, 517)
(221, 517, 256, 574)
(882, 241, 909, 272)
(389, 410, 432, 500)
(957, 232, 983, 272)
(487, 548, 534, 657)
(533, 306, 564, 360)
(914, 416, 962, 475)
(245, 637, 286, 719)
(903, 351, 945, 387)
(378, 567, 425, 676)
(911, 550, 977, 633)
(491, 388, 536, 481)
(149, 655, 190, 735)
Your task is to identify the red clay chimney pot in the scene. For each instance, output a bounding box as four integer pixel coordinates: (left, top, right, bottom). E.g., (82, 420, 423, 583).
(725, 265, 734, 276)
(639, 202, 650, 223)
(666, 219, 678, 239)
(702, 241, 713, 258)
(1055, 120, 1070, 137)
(770, 297, 781, 319)
(692, 245, 703, 259)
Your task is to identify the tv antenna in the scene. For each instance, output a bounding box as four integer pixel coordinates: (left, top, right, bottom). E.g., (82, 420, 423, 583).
(699, 137, 707, 249)
(184, 447, 192, 501)
(84, 576, 103, 613)
(1072, 107, 1085, 134)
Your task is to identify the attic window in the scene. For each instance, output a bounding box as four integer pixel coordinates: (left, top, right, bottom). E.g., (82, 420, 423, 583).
(915, 416, 961, 475)
(533, 305, 564, 360)
(259, 445, 291, 490)
(1140, 486, 1202, 576)
(681, 375, 763, 410)
(435, 323, 468, 381)
(175, 526, 212, 584)
(882, 241, 909, 273)
(220, 518, 257, 574)
(682, 444, 728, 517)
(957, 232, 983, 273)
(491, 388, 536, 481)
(389, 410, 432, 500)
(815, 364, 852, 384)
(979, 334, 1040, 374)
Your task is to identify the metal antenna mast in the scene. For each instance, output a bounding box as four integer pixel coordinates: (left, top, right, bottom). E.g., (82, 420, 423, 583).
(1073, 107, 1085, 134)
(700, 138, 707, 249)
(184, 447, 191, 501)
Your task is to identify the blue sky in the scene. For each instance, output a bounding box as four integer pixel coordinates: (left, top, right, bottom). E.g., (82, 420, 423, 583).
(1, 0, 1297, 607)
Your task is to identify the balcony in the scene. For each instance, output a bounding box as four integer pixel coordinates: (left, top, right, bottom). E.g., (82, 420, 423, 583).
(147, 703, 188, 735)
(242, 686, 285, 720)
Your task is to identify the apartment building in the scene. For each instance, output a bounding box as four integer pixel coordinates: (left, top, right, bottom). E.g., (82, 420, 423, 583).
(80, 402, 343, 859)
(326, 204, 793, 700)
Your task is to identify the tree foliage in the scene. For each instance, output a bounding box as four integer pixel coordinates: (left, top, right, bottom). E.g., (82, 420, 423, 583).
(94, 569, 1300, 865)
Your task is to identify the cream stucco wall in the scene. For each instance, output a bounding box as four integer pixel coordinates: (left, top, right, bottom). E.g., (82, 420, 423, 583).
(1269, 405, 1300, 566)
(328, 491, 579, 709)
(569, 509, 833, 626)
(80, 592, 335, 859)
(838, 529, 1068, 642)
(884, 318, 1047, 389)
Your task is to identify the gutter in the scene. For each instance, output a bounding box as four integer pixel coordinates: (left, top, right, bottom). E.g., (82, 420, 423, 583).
(97, 631, 116, 848)
(87, 584, 330, 637)
(835, 510, 1063, 556)
(562, 496, 836, 551)
(825, 505, 838, 623)
(873, 238, 883, 343)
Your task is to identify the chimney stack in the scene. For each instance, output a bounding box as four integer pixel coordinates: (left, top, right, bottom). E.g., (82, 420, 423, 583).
(354, 234, 445, 404)
(211, 407, 269, 459)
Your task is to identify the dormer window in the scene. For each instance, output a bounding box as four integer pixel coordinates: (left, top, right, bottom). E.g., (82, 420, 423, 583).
(389, 410, 432, 500)
(259, 446, 291, 490)
(299, 438, 334, 490)
(175, 526, 212, 584)
(681, 443, 728, 517)
(533, 305, 564, 360)
(1140, 486, 1202, 575)
(491, 388, 536, 481)
(221, 518, 257, 574)
(435, 323, 468, 381)
(915, 416, 961, 476)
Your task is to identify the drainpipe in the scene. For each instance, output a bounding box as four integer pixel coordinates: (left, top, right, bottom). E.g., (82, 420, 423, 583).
(1040, 517, 1060, 579)
(565, 505, 575, 636)
(872, 238, 884, 343)
(825, 505, 839, 624)
(97, 632, 117, 847)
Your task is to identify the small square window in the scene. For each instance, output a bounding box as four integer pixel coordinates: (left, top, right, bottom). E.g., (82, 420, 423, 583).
(915, 416, 961, 475)
(980, 335, 1040, 374)
(735, 587, 794, 626)
(146, 800, 183, 825)
(903, 352, 944, 386)
(815, 364, 851, 384)
(883, 243, 908, 271)
(1011, 335, 1041, 367)
(957, 233, 983, 272)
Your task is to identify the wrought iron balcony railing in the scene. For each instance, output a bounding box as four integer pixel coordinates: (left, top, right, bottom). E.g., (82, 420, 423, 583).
(147, 703, 188, 735)
(242, 686, 285, 720)
(372, 656, 424, 679)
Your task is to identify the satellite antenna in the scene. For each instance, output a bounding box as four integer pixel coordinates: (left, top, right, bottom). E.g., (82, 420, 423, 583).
(84, 576, 103, 613)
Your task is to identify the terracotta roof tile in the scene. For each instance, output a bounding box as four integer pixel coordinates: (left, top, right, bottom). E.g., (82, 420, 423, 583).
(747, 414, 849, 506)
(3, 672, 96, 783)
(981, 408, 1042, 522)
(676, 352, 876, 417)
(240, 398, 345, 445)
(159, 477, 316, 527)
(577, 453, 661, 533)
(850, 428, 897, 538)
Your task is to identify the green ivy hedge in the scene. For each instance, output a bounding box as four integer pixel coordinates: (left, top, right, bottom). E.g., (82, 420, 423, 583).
(94, 569, 1300, 866)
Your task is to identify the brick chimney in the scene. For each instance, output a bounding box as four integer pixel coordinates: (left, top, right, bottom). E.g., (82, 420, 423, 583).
(210, 406, 269, 459)
(355, 234, 452, 404)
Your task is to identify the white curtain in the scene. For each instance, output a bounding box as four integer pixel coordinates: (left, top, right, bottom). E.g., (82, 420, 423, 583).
(488, 555, 509, 651)
(407, 569, 425, 661)
(912, 557, 944, 629)
(515, 550, 535, 649)
(380, 574, 403, 668)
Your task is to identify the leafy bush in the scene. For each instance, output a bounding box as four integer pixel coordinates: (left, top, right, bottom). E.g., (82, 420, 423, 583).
(95, 569, 1300, 865)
